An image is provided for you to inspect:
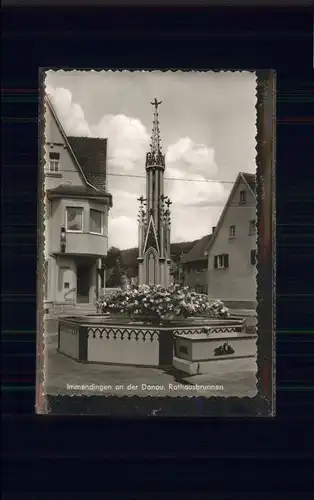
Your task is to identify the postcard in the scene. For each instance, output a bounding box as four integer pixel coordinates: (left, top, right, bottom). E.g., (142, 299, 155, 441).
(37, 69, 276, 416)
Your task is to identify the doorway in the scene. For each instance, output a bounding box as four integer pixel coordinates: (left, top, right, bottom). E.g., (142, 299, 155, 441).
(76, 264, 91, 304)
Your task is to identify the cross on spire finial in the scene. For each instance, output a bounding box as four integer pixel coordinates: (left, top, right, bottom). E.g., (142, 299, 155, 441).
(151, 97, 162, 109)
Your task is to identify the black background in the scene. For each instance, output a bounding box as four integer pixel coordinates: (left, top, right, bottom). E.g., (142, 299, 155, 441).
(2, 3, 314, 495)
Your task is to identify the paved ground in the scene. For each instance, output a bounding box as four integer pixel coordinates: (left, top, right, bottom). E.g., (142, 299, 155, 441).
(44, 345, 257, 399)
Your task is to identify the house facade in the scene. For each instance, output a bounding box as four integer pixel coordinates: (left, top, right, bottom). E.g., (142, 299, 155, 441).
(44, 97, 112, 314)
(206, 172, 257, 309)
(180, 234, 212, 294)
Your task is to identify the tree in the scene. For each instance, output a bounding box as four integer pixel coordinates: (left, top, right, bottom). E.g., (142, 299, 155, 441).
(105, 246, 121, 269)
(105, 247, 123, 287)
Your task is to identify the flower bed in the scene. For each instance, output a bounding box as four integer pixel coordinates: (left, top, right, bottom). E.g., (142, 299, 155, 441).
(97, 284, 229, 324)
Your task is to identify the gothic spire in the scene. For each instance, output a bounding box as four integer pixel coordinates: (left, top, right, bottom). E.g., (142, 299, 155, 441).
(146, 98, 165, 169)
(150, 97, 163, 156)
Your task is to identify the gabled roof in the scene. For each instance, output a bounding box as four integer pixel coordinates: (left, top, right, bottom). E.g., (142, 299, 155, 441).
(45, 96, 96, 190)
(181, 234, 212, 264)
(67, 136, 107, 191)
(241, 173, 256, 194)
(205, 172, 256, 254)
(45, 96, 108, 192)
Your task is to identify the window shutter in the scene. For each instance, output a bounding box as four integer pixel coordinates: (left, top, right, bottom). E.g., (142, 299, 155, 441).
(214, 256, 218, 269)
(224, 254, 229, 268)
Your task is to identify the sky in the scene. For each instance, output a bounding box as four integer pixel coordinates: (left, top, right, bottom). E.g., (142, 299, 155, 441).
(45, 70, 257, 250)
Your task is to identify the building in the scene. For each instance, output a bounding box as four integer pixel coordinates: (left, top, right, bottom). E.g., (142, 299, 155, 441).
(137, 98, 172, 288)
(180, 234, 212, 294)
(44, 96, 112, 314)
(205, 172, 257, 309)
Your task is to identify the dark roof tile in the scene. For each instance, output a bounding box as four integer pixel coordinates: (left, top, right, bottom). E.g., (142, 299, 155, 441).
(67, 136, 107, 190)
(181, 234, 212, 264)
(47, 185, 112, 204)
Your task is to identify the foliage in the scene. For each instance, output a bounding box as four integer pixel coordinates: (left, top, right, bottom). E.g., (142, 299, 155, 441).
(105, 241, 197, 282)
(105, 246, 121, 268)
(105, 246, 123, 287)
(97, 284, 229, 321)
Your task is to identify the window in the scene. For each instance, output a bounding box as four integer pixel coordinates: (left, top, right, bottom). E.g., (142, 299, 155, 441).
(229, 225, 236, 238)
(49, 152, 60, 172)
(250, 249, 257, 266)
(90, 209, 104, 234)
(66, 207, 83, 232)
(249, 219, 256, 235)
(214, 254, 229, 269)
(239, 190, 246, 205)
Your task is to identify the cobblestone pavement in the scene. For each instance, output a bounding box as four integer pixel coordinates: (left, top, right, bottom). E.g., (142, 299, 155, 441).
(44, 346, 257, 399)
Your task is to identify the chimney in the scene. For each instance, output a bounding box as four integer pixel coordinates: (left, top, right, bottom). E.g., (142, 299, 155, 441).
(212, 226, 216, 233)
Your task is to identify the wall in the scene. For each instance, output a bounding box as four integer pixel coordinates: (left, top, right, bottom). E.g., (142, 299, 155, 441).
(89, 261, 97, 305)
(55, 256, 77, 303)
(44, 102, 84, 190)
(88, 328, 160, 366)
(208, 179, 257, 304)
(46, 256, 57, 302)
(175, 333, 257, 361)
(51, 256, 98, 305)
(58, 321, 80, 359)
(183, 262, 208, 293)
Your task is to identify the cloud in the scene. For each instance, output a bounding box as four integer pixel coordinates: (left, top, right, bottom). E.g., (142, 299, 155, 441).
(46, 85, 230, 249)
(167, 137, 217, 177)
(46, 86, 149, 173)
(92, 114, 150, 172)
(165, 137, 227, 206)
(108, 216, 138, 250)
(46, 86, 92, 137)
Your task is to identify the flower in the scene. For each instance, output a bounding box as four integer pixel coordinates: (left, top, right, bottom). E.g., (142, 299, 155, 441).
(97, 284, 229, 321)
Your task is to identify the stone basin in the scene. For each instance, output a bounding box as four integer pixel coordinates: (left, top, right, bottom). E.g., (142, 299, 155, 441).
(173, 331, 257, 375)
(57, 314, 248, 368)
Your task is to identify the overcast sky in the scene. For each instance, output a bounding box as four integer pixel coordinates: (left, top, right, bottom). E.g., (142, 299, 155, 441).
(45, 70, 256, 250)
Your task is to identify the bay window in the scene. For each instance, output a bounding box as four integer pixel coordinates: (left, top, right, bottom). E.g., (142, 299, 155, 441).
(66, 207, 83, 232)
(90, 209, 104, 234)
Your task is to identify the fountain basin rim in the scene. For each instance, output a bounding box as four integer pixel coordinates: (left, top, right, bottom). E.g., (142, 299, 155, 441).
(59, 315, 245, 327)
